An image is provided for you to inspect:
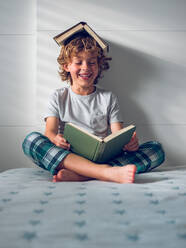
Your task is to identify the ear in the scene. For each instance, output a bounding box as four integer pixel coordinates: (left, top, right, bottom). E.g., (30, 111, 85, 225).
(63, 64, 70, 72)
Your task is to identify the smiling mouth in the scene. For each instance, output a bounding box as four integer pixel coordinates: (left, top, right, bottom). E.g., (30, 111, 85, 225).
(79, 73, 92, 80)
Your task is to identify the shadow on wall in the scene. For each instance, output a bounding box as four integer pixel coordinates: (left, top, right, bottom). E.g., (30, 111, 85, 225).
(102, 41, 157, 124)
(100, 41, 181, 167)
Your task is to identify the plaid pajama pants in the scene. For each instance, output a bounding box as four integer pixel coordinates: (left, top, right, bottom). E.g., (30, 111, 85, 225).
(22, 132, 165, 175)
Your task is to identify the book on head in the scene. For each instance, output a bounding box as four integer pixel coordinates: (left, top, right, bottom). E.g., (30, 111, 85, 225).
(53, 22, 109, 53)
(63, 123, 136, 163)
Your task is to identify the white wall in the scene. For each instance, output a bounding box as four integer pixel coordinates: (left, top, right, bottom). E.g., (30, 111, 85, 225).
(0, 0, 37, 171)
(0, 0, 186, 172)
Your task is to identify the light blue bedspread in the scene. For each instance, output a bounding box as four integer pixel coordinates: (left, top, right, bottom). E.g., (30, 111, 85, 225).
(0, 166, 186, 248)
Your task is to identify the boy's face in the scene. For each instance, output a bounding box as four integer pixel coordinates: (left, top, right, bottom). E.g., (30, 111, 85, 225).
(64, 51, 99, 90)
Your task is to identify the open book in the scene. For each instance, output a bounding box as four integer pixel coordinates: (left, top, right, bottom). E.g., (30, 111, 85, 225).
(53, 21, 109, 53)
(63, 123, 136, 163)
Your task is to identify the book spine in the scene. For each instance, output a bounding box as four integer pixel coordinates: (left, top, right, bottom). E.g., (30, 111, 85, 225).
(93, 141, 106, 162)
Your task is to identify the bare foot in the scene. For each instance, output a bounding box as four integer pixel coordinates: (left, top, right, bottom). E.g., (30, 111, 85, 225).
(53, 164, 136, 183)
(106, 165, 137, 183)
(53, 169, 92, 182)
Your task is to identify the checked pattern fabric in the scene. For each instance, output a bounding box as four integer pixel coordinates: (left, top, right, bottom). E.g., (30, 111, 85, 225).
(22, 132, 165, 175)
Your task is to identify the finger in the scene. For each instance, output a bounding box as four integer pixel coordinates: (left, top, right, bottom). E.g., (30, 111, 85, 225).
(124, 142, 139, 151)
(129, 145, 138, 151)
(128, 141, 139, 149)
(132, 133, 139, 144)
(131, 132, 137, 140)
(132, 131, 136, 137)
(56, 134, 67, 143)
(124, 144, 130, 151)
(128, 141, 138, 148)
(61, 137, 67, 142)
(125, 141, 137, 149)
(129, 137, 139, 147)
(52, 176, 57, 182)
(129, 144, 139, 151)
(127, 137, 138, 147)
(61, 142, 70, 150)
(57, 136, 68, 144)
(58, 136, 67, 143)
(130, 140, 139, 147)
(57, 134, 64, 140)
(56, 140, 70, 150)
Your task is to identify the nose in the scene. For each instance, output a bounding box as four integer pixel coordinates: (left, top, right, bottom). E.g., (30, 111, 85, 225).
(81, 61, 89, 70)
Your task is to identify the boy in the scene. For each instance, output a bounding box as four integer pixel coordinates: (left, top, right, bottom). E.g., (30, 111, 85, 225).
(22, 34, 165, 183)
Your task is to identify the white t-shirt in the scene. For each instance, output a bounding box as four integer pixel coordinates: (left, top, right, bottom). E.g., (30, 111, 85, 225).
(45, 86, 123, 138)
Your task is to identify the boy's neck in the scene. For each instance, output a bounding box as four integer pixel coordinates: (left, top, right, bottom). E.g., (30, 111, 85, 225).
(71, 85, 96, 95)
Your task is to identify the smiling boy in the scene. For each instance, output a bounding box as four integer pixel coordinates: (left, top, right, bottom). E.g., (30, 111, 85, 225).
(22, 34, 165, 183)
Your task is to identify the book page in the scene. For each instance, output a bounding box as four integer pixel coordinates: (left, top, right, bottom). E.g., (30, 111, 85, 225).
(67, 123, 102, 142)
(103, 125, 135, 142)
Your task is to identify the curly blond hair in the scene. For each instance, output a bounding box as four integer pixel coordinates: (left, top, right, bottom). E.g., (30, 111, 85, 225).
(57, 33, 112, 84)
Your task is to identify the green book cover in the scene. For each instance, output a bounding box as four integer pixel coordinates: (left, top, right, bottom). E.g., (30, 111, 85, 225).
(63, 123, 136, 163)
(96, 125, 136, 163)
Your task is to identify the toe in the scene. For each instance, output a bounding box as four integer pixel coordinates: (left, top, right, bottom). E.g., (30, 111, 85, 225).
(52, 175, 57, 182)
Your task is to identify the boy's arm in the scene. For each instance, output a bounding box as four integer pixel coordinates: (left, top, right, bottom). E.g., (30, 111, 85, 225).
(45, 116, 59, 141)
(110, 122, 139, 152)
(45, 116, 70, 150)
(110, 122, 123, 133)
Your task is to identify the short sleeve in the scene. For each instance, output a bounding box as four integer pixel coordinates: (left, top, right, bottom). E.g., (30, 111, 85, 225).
(108, 93, 123, 124)
(44, 91, 60, 121)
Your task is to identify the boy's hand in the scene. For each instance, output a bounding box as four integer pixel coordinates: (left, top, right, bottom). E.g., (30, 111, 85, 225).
(124, 132, 139, 152)
(53, 134, 70, 150)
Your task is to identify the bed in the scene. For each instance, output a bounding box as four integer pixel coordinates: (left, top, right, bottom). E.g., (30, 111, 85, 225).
(0, 166, 186, 248)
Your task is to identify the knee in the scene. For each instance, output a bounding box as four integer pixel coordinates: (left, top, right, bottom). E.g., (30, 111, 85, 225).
(140, 141, 164, 151)
(151, 141, 165, 156)
(22, 132, 44, 154)
(140, 141, 165, 164)
(156, 142, 165, 163)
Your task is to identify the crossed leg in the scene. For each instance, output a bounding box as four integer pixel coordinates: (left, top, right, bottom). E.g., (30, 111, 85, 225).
(53, 153, 137, 183)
